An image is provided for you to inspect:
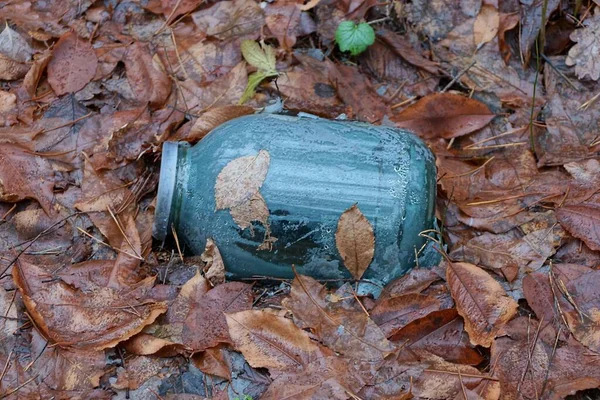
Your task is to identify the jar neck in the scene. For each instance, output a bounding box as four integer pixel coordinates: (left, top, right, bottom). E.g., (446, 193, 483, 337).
(152, 141, 190, 241)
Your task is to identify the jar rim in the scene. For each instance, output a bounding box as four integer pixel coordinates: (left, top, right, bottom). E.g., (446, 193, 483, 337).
(152, 141, 180, 241)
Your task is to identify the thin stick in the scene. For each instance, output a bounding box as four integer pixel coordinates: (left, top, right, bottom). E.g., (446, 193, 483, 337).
(171, 224, 184, 263)
(441, 60, 476, 93)
(107, 206, 142, 259)
(516, 317, 544, 396)
(76, 228, 143, 260)
(424, 369, 499, 381)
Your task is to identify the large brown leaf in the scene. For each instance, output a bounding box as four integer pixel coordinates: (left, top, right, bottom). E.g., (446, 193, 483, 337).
(225, 309, 320, 371)
(171, 105, 254, 143)
(446, 262, 518, 347)
(0, 144, 56, 215)
(371, 294, 441, 338)
(183, 282, 253, 351)
(282, 275, 395, 361)
(392, 93, 495, 139)
(47, 32, 98, 95)
(335, 204, 375, 280)
(215, 150, 270, 210)
(556, 204, 600, 251)
(124, 42, 172, 109)
(13, 259, 167, 351)
(389, 308, 484, 365)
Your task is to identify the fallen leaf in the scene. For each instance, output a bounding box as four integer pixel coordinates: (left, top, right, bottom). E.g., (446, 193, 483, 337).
(47, 32, 98, 95)
(0, 25, 32, 80)
(265, 3, 315, 49)
(376, 29, 440, 75)
(519, 0, 560, 66)
(474, 5, 499, 48)
(225, 309, 320, 371)
(29, 330, 105, 391)
(124, 42, 172, 109)
(557, 204, 600, 251)
(446, 262, 518, 347)
(0, 144, 56, 215)
(498, 12, 520, 63)
(183, 282, 253, 351)
(13, 259, 167, 351)
(566, 10, 600, 80)
(0, 90, 18, 126)
(191, 345, 232, 380)
(191, 0, 264, 41)
(371, 294, 441, 338)
(392, 93, 495, 139)
(215, 150, 270, 210)
(112, 356, 180, 391)
(390, 308, 484, 365)
(172, 105, 254, 142)
(283, 275, 395, 361)
(335, 204, 375, 280)
(379, 268, 442, 301)
(201, 238, 226, 286)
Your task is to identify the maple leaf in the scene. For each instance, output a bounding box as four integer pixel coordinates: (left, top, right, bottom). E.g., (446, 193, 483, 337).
(566, 10, 600, 81)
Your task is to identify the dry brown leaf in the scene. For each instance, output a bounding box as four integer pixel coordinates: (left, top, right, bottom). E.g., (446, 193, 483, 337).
(201, 238, 226, 286)
(335, 204, 375, 280)
(124, 42, 172, 109)
(183, 282, 253, 351)
(191, 0, 264, 41)
(0, 144, 56, 215)
(173, 105, 254, 142)
(446, 262, 518, 347)
(0, 25, 32, 80)
(392, 93, 495, 139)
(112, 356, 179, 391)
(556, 204, 600, 251)
(215, 150, 270, 210)
(474, 5, 499, 48)
(566, 10, 600, 81)
(13, 259, 167, 351)
(191, 345, 232, 380)
(229, 191, 270, 231)
(47, 32, 97, 95)
(0, 90, 17, 126)
(226, 309, 320, 371)
(283, 275, 395, 361)
(377, 29, 440, 75)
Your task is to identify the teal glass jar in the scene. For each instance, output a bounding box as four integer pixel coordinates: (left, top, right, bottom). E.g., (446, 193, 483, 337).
(153, 114, 439, 293)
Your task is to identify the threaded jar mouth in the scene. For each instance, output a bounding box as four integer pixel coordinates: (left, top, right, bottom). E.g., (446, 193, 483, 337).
(152, 141, 181, 241)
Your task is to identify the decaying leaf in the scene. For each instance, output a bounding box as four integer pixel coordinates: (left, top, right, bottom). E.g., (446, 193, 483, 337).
(0, 144, 56, 215)
(226, 309, 320, 371)
(215, 150, 270, 210)
(283, 275, 395, 361)
(183, 282, 253, 351)
(392, 93, 495, 139)
(371, 293, 441, 338)
(446, 262, 518, 347)
(13, 259, 167, 351)
(474, 5, 499, 48)
(191, 0, 264, 41)
(47, 32, 98, 95)
(173, 105, 254, 142)
(566, 10, 600, 81)
(201, 238, 226, 286)
(124, 42, 172, 109)
(556, 204, 600, 251)
(335, 204, 375, 280)
(191, 345, 232, 380)
(0, 25, 32, 80)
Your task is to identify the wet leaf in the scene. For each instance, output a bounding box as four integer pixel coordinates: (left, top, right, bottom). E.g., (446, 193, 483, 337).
(371, 294, 441, 338)
(283, 275, 395, 361)
(557, 205, 600, 251)
(390, 308, 484, 365)
(376, 29, 440, 75)
(183, 282, 253, 351)
(446, 262, 518, 347)
(566, 10, 600, 80)
(225, 309, 320, 370)
(191, 0, 264, 41)
(124, 42, 172, 109)
(47, 32, 98, 95)
(335, 204, 375, 280)
(191, 345, 231, 380)
(214, 150, 270, 210)
(173, 105, 254, 142)
(0, 25, 32, 80)
(13, 259, 167, 351)
(0, 144, 56, 215)
(392, 93, 495, 139)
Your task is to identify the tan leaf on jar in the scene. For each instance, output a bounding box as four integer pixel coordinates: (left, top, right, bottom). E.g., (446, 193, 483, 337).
(335, 204, 375, 280)
(215, 150, 270, 210)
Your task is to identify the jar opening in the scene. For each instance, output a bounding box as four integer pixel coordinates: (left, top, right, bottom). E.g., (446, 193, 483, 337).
(152, 141, 180, 241)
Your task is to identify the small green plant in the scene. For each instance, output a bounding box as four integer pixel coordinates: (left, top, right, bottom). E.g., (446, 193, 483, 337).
(335, 21, 375, 56)
(233, 396, 253, 400)
(239, 40, 279, 104)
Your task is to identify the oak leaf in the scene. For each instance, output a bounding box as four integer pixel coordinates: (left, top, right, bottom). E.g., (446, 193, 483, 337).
(566, 10, 600, 81)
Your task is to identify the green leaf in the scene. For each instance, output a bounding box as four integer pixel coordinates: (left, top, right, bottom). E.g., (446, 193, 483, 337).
(335, 21, 375, 56)
(238, 70, 278, 104)
(241, 40, 277, 74)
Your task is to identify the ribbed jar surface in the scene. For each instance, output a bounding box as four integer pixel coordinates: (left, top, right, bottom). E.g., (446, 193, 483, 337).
(165, 114, 437, 288)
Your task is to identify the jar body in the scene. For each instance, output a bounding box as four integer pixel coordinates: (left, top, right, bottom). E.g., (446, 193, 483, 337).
(154, 114, 438, 290)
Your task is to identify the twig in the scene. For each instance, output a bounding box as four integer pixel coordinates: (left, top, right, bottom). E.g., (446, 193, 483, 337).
(516, 317, 543, 396)
(76, 227, 144, 260)
(424, 369, 499, 381)
(171, 224, 184, 263)
(441, 60, 476, 93)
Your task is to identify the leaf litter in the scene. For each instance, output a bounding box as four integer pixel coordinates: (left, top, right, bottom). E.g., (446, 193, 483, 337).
(1, 0, 600, 398)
